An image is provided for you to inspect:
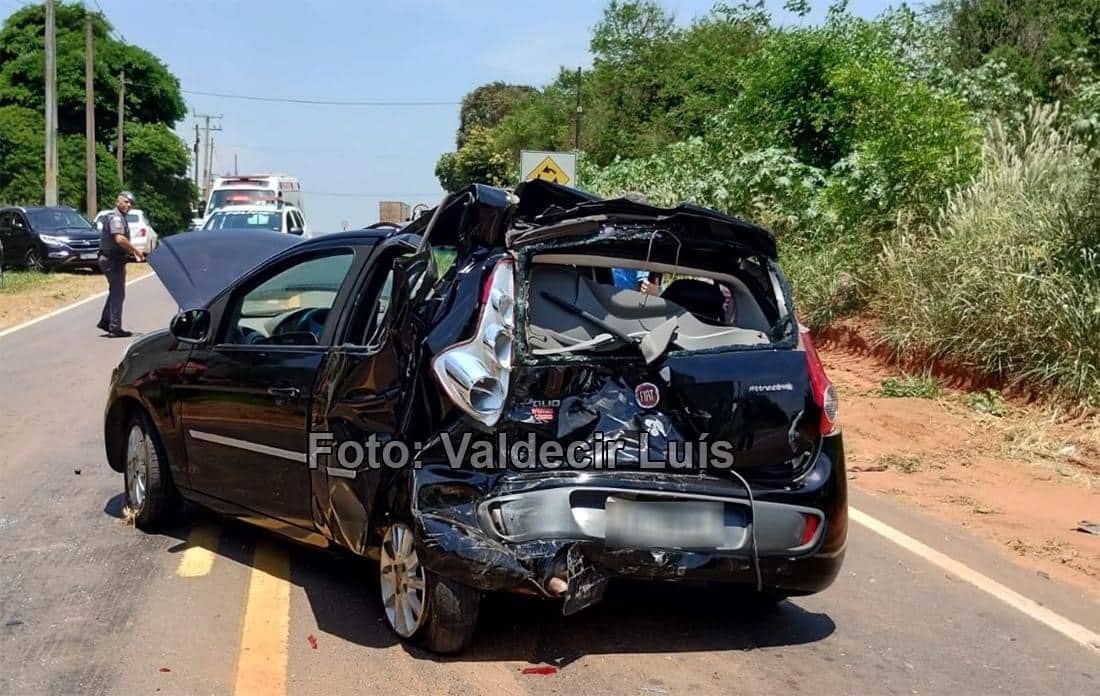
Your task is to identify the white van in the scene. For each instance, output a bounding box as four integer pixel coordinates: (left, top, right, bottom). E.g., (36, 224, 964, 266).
(202, 175, 303, 220)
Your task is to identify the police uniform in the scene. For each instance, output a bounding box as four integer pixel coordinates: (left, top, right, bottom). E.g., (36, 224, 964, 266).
(97, 207, 131, 333)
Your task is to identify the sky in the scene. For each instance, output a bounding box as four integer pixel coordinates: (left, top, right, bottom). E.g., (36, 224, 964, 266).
(2, 0, 898, 232)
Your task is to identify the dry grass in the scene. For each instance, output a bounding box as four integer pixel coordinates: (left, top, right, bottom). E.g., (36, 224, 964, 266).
(0, 265, 152, 331)
(875, 105, 1100, 408)
(878, 453, 925, 474)
(1000, 414, 1100, 488)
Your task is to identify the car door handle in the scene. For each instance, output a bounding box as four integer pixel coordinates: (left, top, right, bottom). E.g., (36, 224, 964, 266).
(267, 386, 301, 399)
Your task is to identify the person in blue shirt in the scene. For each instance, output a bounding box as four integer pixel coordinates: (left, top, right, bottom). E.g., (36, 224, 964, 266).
(612, 268, 660, 295)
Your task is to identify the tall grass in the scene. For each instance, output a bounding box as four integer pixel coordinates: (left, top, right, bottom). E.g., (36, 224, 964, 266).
(874, 105, 1100, 406)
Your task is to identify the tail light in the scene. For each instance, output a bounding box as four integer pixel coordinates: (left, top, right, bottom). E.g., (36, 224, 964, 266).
(799, 513, 821, 546)
(432, 258, 515, 426)
(800, 325, 838, 434)
(136, 227, 147, 238)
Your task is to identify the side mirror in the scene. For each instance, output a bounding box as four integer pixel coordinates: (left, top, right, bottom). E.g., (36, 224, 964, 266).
(288, 227, 303, 236)
(170, 308, 211, 345)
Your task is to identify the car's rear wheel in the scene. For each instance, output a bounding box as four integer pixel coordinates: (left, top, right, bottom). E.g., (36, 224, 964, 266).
(379, 522, 480, 654)
(25, 248, 46, 272)
(124, 411, 177, 530)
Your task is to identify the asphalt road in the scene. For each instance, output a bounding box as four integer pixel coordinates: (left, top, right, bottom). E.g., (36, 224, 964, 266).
(0, 275, 1097, 695)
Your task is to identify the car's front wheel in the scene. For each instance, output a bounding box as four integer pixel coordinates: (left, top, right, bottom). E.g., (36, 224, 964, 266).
(25, 248, 46, 272)
(379, 522, 480, 654)
(124, 411, 177, 530)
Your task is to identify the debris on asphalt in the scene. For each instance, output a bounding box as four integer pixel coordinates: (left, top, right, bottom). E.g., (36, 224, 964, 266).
(158, 667, 171, 673)
(73, 468, 81, 475)
(1075, 521, 1100, 536)
(521, 665, 558, 676)
(307, 634, 318, 650)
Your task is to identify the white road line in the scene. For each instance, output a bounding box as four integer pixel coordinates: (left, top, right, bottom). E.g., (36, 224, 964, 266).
(0, 271, 156, 339)
(850, 506, 1100, 654)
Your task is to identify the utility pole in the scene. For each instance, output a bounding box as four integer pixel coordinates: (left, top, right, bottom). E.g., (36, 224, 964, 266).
(574, 66, 582, 152)
(84, 13, 97, 217)
(193, 124, 200, 189)
(116, 70, 125, 184)
(193, 113, 222, 201)
(44, 0, 58, 205)
(234, 152, 238, 176)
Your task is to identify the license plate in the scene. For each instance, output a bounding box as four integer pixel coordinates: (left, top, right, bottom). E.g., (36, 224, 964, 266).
(604, 497, 725, 550)
(80, 252, 97, 260)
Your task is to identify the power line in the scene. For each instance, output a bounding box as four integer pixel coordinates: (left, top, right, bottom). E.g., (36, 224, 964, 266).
(303, 190, 442, 199)
(179, 89, 459, 107)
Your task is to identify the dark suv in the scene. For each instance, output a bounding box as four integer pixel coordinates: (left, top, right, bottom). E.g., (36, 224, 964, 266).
(0, 206, 101, 271)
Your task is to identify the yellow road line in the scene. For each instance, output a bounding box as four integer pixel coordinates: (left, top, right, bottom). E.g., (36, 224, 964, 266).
(175, 520, 221, 578)
(234, 539, 291, 696)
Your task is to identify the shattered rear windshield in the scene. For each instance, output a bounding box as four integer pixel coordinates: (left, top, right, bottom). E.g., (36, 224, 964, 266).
(519, 229, 793, 359)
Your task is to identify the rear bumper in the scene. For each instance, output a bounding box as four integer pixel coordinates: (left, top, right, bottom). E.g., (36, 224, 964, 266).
(410, 431, 847, 598)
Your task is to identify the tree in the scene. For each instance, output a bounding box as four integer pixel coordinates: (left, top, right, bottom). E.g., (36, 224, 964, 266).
(0, 2, 194, 229)
(455, 82, 535, 147)
(585, 0, 678, 163)
(434, 126, 513, 192)
(125, 122, 195, 232)
(935, 0, 1100, 98)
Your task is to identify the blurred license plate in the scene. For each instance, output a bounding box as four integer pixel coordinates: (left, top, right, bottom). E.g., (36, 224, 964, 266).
(604, 498, 724, 550)
(80, 252, 97, 260)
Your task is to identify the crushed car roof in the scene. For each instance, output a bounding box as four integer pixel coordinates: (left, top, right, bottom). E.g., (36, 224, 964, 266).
(405, 180, 778, 259)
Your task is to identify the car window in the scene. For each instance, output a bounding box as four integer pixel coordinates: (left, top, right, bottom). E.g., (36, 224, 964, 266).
(205, 210, 284, 232)
(209, 188, 277, 210)
(126, 213, 140, 223)
(27, 209, 92, 230)
(0, 212, 11, 232)
(353, 252, 415, 346)
(224, 252, 355, 347)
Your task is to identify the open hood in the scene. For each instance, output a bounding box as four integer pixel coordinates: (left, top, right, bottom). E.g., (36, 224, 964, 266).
(148, 230, 300, 309)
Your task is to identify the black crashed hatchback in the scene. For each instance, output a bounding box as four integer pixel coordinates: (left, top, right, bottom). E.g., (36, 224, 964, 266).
(103, 180, 846, 654)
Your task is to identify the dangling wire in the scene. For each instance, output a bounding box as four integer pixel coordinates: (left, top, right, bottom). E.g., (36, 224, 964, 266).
(642, 228, 681, 307)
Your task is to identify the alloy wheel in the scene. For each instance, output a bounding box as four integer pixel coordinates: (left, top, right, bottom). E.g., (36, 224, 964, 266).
(125, 424, 149, 512)
(380, 523, 427, 637)
(25, 249, 44, 272)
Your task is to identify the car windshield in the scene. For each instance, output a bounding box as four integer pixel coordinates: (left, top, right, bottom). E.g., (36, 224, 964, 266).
(27, 209, 92, 230)
(208, 188, 277, 210)
(126, 213, 140, 223)
(203, 211, 284, 232)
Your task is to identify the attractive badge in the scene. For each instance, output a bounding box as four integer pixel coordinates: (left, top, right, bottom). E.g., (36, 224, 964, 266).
(634, 382, 660, 409)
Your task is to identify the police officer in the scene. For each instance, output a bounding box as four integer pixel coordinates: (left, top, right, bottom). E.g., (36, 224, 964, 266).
(97, 191, 144, 337)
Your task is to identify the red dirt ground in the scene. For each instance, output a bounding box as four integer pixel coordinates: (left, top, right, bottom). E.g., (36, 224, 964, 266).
(817, 337, 1100, 598)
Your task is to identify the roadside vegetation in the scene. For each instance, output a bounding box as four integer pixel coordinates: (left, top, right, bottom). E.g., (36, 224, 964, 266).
(435, 0, 1100, 408)
(0, 3, 196, 231)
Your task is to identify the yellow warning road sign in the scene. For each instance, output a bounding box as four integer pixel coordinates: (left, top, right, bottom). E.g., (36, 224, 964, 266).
(520, 150, 577, 186)
(526, 155, 569, 184)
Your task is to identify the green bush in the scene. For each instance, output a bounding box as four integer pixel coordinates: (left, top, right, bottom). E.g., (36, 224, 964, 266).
(880, 373, 941, 399)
